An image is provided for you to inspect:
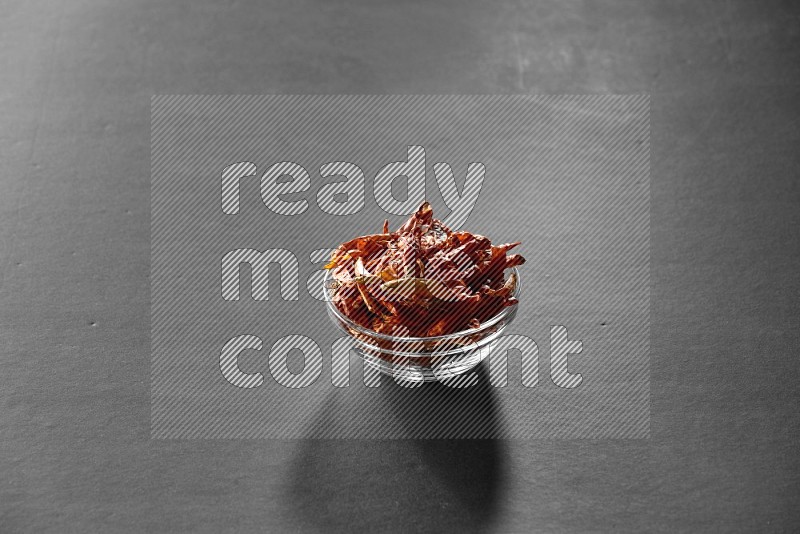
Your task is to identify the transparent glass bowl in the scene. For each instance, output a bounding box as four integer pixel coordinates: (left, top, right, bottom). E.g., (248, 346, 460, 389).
(324, 267, 520, 383)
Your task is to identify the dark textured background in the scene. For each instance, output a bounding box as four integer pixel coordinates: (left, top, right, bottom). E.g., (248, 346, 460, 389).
(1, 0, 798, 532)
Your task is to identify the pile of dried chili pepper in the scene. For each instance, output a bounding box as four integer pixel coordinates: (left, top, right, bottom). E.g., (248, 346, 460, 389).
(325, 202, 525, 338)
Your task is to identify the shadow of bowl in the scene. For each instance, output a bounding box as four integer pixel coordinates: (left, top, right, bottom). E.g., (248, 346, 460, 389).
(287, 363, 507, 533)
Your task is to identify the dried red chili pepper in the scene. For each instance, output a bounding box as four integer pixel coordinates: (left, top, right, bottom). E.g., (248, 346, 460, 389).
(326, 202, 525, 338)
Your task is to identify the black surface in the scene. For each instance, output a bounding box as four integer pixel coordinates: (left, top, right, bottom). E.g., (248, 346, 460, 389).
(1, 0, 799, 532)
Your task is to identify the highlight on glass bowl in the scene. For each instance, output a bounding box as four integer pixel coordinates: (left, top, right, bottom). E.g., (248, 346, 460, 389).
(323, 202, 525, 383)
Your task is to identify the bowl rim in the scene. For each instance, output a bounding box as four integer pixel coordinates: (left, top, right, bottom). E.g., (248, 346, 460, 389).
(323, 266, 521, 343)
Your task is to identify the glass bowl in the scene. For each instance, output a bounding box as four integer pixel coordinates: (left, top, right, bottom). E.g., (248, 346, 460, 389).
(324, 267, 520, 383)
